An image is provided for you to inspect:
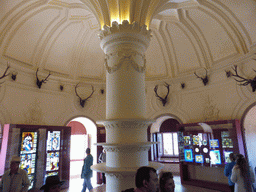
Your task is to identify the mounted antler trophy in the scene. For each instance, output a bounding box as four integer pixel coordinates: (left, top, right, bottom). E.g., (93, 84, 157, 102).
(231, 65, 256, 92)
(11, 72, 17, 81)
(75, 83, 95, 108)
(181, 83, 185, 89)
(60, 85, 64, 91)
(36, 68, 51, 89)
(194, 68, 209, 86)
(225, 70, 232, 78)
(0, 63, 11, 84)
(154, 82, 170, 106)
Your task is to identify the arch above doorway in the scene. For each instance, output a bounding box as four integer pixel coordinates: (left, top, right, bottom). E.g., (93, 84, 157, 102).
(65, 116, 98, 191)
(150, 114, 182, 133)
(160, 119, 180, 133)
(68, 121, 87, 135)
(241, 103, 256, 171)
(150, 115, 182, 175)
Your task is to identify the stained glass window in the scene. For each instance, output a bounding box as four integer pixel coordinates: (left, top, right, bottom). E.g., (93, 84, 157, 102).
(20, 131, 38, 189)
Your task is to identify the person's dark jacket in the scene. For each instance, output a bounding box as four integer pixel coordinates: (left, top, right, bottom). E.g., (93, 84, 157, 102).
(224, 161, 236, 186)
(81, 154, 93, 179)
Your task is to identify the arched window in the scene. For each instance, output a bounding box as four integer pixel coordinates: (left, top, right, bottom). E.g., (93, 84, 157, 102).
(160, 119, 180, 157)
(153, 119, 180, 161)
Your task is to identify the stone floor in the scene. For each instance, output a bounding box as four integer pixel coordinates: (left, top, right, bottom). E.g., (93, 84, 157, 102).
(60, 176, 222, 192)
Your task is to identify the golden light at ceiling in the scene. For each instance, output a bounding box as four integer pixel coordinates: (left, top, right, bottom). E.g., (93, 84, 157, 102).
(87, 0, 164, 29)
(108, 0, 131, 24)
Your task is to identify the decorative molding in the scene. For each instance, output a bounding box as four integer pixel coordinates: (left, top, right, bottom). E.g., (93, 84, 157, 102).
(104, 145, 151, 153)
(106, 172, 135, 179)
(104, 50, 146, 74)
(203, 95, 220, 121)
(99, 20, 152, 40)
(24, 99, 45, 125)
(98, 119, 154, 130)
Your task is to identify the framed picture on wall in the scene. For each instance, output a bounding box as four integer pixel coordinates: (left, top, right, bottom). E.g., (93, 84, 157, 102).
(184, 149, 193, 162)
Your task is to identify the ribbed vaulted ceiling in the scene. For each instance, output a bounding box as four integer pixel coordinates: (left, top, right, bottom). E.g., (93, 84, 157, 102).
(0, 0, 256, 84)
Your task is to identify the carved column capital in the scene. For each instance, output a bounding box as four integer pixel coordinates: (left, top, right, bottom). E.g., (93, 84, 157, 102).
(99, 20, 151, 40)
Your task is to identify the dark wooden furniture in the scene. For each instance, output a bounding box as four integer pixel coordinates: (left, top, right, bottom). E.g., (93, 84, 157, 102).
(177, 119, 245, 192)
(97, 126, 106, 184)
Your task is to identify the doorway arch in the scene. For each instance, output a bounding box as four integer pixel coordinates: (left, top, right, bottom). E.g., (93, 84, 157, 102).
(66, 116, 97, 191)
(150, 114, 182, 133)
(150, 114, 182, 175)
(241, 103, 256, 170)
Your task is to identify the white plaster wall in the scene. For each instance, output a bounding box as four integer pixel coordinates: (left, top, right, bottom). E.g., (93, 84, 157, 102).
(0, 55, 256, 184)
(146, 68, 247, 124)
(0, 70, 106, 126)
(0, 64, 253, 136)
(0, 62, 254, 148)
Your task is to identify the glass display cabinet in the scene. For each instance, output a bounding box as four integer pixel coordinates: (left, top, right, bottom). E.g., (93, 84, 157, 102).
(177, 119, 245, 191)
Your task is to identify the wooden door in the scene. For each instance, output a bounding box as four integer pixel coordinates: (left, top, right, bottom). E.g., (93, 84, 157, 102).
(97, 127, 106, 184)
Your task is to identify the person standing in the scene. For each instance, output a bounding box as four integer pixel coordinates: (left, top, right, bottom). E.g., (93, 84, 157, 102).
(81, 148, 93, 192)
(98, 149, 106, 184)
(0, 156, 30, 192)
(224, 153, 236, 192)
(231, 154, 255, 192)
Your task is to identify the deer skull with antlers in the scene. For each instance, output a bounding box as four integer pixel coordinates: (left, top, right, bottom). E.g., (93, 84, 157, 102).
(194, 68, 209, 86)
(75, 83, 95, 108)
(154, 82, 170, 106)
(36, 68, 51, 89)
(0, 63, 11, 84)
(231, 65, 256, 92)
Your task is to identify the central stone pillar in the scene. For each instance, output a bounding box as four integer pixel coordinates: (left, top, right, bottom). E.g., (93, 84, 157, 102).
(92, 21, 161, 192)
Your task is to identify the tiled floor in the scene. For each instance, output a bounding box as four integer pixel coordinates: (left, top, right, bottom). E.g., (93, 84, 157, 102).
(172, 176, 221, 192)
(61, 175, 222, 192)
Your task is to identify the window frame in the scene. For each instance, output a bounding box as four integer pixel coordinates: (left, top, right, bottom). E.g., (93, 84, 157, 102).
(160, 132, 179, 158)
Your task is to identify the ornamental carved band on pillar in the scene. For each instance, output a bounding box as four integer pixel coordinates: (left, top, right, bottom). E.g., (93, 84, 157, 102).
(93, 20, 163, 192)
(104, 50, 146, 74)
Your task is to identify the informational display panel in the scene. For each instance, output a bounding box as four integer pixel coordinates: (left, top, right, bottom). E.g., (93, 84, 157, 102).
(19, 131, 38, 189)
(178, 121, 239, 167)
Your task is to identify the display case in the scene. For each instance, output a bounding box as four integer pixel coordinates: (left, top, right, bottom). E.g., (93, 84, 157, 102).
(177, 119, 245, 191)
